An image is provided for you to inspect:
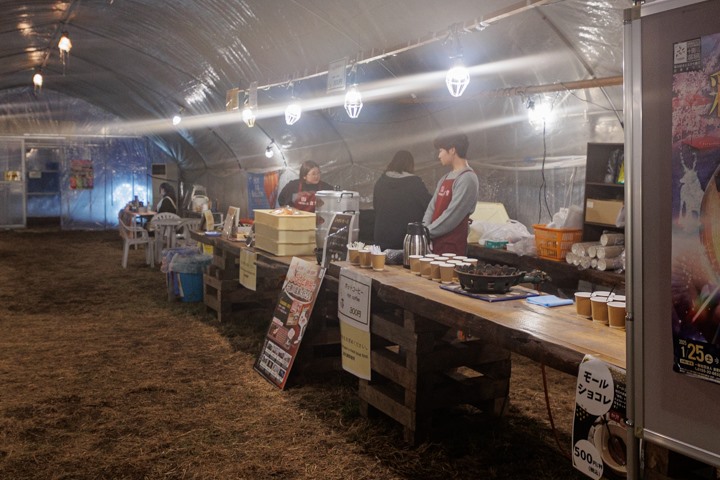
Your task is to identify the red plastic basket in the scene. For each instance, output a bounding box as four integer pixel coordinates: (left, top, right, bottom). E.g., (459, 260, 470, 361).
(533, 224, 583, 261)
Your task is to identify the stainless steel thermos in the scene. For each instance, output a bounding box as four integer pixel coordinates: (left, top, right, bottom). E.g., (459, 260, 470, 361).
(402, 222, 430, 268)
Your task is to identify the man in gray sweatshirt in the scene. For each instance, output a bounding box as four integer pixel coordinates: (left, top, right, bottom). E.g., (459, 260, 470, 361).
(422, 132, 479, 255)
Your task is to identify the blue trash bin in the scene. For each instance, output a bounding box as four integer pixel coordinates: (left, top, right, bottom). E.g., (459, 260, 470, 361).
(177, 272, 204, 302)
(166, 250, 212, 302)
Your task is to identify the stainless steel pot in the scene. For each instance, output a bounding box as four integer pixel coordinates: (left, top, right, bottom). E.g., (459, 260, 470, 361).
(315, 190, 360, 249)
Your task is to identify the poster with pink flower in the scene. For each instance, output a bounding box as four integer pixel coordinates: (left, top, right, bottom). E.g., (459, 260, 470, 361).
(671, 32, 720, 384)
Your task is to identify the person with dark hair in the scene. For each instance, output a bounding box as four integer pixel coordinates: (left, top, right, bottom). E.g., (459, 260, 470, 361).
(373, 150, 431, 250)
(156, 182, 177, 214)
(422, 133, 479, 255)
(277, 160, 333, 212)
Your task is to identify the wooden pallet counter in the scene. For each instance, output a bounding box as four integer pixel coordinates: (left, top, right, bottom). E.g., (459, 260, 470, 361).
(189, 231, 292, 321)
(327, 262, 625, 375)
(323, 262, 625, 442)
(189, 230, 341, 375)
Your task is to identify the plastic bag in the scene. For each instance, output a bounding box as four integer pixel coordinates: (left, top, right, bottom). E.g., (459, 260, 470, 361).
(546, 205, 583, 229)
(168, 252, 212, 274)
(469, 219, 533, 245)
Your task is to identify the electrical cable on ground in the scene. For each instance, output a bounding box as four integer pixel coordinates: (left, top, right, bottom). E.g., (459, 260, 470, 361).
(541, 363, 572, 461)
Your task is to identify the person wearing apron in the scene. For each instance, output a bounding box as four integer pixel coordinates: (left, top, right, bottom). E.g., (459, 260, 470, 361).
(277, 160, 333, 212)
(422, 133, 479, 256)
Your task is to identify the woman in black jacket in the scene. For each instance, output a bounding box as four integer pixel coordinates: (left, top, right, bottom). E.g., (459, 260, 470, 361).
(373, 151, 431, 250)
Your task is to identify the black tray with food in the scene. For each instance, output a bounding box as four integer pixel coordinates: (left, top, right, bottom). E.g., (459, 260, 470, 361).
(455, 263, 526, 294)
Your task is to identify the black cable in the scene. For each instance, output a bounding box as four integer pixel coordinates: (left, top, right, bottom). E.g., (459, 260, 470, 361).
(538, 119, 552, 224)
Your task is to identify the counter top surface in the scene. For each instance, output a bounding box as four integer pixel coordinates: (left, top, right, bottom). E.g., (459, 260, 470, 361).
(190, 230, 625, 374)
(329, 262, 626, 374)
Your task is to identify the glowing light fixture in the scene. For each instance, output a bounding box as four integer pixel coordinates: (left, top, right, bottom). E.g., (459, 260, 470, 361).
(344, 86, 363, 119)
(284, 82, 302, 125)
(58, 31, 72, 55)
(527, 97, 555, 130)
(285, 102, 302, 125)
(242, 105, 256, 127)
(32, 69, 43, 90)
(343, 64, 363, 119)
(445, 25, 470, 97)
(172, 107, 184, 126)
(265, 141, 275, 159)
(446, 62, 470, 97)
(58, 31, 72, 73)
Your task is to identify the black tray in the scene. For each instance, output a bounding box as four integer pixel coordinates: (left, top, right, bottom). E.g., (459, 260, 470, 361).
(455, 268, 525, 294)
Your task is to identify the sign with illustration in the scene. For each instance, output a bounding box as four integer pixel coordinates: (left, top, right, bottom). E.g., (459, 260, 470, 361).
(572, 356, 628, 479)
(670, 32, 720, 384)
(254, 257, 325, 389)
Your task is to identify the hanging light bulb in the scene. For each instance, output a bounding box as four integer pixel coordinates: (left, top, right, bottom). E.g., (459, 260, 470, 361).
(265, 142, 275, 158)
(284, 82, 302, 125)
(446, 60, 470, 97)
(527, 97, 555, 130)
(58, 31, 72, 55)
(344, 86, 363, 119)
(172, 107, 184, 126)
(32, 69, 43, 90)
(445, 25, 470, 97)
(285, 102, 302, 125)
(58, 31, 72, 74)
(343, 64, 363, 119)
(242, 105, 256, 127)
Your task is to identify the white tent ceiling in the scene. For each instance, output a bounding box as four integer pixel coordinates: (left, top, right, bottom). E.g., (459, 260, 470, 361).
(0, 0, 631, 222)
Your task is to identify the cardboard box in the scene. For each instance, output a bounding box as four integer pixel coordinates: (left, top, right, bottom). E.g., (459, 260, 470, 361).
(253, 209, 316, 230)
(254, 235, 315, 256)
(585, 199, 624, 226)
(255, 223, 315, 243)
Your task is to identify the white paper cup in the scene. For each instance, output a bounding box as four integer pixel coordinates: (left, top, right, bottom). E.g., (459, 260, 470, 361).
(591, 296, 609, 324)
(574, 292, 592, 318)
(608, 301, 626, 329)
(408, 255, 424, 275)
(371, 252, 386, 271)
(419, 258, 434, 278)
(430, 260, 444, 282)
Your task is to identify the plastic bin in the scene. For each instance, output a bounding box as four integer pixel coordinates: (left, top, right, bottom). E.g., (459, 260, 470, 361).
(178, 272, 204, 302)
(533, 224, 583, 261)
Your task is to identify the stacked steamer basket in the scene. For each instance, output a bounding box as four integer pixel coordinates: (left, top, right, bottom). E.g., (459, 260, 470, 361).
(253, 208, 316, 256)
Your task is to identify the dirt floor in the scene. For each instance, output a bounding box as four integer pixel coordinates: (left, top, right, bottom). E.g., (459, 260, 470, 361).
(0, 228, 586, 479)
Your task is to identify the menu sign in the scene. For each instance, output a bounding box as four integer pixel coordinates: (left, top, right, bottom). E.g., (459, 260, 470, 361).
(337, 267, 372, 380)
(254, 257, 325, 389)
(572, 356, 628, 479)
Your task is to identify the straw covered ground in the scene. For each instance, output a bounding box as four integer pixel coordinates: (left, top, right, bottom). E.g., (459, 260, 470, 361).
(0, 228, 585, 479)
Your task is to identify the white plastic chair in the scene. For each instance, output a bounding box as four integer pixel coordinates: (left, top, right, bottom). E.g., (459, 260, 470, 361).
(176, 217, 202, 246)
(118, 212, 155, 268)
(149, 212, 182, 263)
